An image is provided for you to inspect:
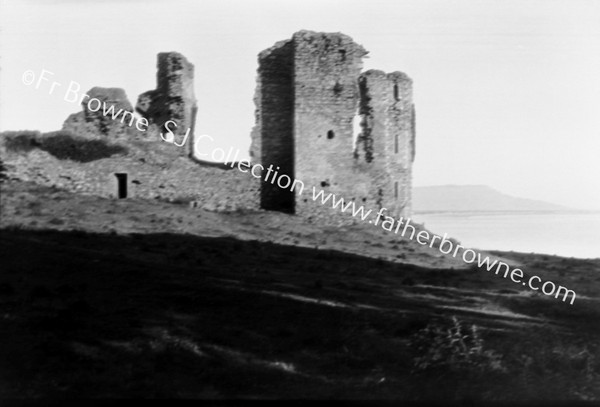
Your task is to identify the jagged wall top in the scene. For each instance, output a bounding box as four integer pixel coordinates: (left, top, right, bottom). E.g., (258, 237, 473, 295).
(136, 52, 197, 139)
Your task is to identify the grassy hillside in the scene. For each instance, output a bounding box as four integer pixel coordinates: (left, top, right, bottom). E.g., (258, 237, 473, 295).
(1, 180, 599, 400)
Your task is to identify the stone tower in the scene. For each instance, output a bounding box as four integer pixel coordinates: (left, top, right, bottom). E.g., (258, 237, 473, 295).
(250, 30, 415, 223)
(136, 52, 197, 153)
(355, 70, 415, 217)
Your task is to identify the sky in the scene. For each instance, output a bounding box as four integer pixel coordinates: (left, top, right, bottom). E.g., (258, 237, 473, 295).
(1, 0, 599, 210)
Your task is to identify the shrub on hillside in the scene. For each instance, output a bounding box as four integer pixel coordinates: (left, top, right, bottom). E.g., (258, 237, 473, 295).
(410, 316, 505, 374)
(507, 330, 600, 400)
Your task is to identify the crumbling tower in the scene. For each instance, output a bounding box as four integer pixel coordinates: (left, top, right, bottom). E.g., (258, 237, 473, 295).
(250, 39, 296, 212)
(356, 70, 415, 217)
(250, 30, 416, 223)
(136, 52, 197, 152)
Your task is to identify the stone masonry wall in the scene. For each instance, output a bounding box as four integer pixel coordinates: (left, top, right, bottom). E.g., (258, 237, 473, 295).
(255, 40, 295, 213)
(0, 137, 259, 212)
(136, 52, 197, 155)
(356, 70, 414, 219)
(3, 39, 415, 225)
(292, 31, 373, 223)
(250, 30, 416, 225)
(2, 51, 256, 213)
(62, 87, 140, 141)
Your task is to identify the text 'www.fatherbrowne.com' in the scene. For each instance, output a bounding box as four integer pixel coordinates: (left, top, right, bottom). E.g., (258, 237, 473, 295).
(193, 134, 577, 306)
(309, 186, 576, 305)
(22, 67, 577, 306)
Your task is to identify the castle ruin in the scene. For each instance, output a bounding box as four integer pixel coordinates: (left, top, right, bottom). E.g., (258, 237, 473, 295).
(136, 52, 198, 151)
(250, 31, 415, 222)
(1, 30, 415, 225)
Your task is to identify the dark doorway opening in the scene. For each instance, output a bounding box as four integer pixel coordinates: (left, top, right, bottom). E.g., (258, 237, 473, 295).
(115, 173, 128, 199)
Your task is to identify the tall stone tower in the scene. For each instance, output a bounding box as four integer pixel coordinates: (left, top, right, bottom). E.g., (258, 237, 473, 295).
(250, 30, 415, 223)
(136, 52, 197, 154)
(356, 70, 415, 217)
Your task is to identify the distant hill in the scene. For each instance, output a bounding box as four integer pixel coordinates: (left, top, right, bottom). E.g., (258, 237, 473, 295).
(413, 185, 574, 213)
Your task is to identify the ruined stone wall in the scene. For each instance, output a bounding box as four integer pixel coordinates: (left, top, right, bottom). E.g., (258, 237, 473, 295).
(137, 52, 197, 154)
(5, 40, 415, 225)
(62, 87, 140, 141)
(292, 31, 374, 223)
(250, 30, 415, 225)
(356, 70, 414, 219)
(3, 51, 258, 213)
(249, 66, 263, 164)
(255, 40, 295, 212)
(0, 137, 259, 212)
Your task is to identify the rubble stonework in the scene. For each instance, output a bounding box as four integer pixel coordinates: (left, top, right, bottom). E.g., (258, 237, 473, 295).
(3, 31, 415, 226)
(3, 52, 254, 211)
(62, 87, 137, 139)
(250, 30, 416, 222)
(136, 52, 197, 153)
(356, 70, 415, 217)
(1, 136, 259, 210)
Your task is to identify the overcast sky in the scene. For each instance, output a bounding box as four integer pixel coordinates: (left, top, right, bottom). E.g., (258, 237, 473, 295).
(1, 0, 599, 210)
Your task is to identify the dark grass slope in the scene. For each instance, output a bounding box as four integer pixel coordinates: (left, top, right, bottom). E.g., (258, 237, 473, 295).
(1, 228, 599, 400)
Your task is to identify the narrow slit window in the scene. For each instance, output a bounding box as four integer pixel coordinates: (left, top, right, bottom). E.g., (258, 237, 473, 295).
(394, 181, 398, 200)
(393, 84, 399, 101)
(395, 133, 398, 154)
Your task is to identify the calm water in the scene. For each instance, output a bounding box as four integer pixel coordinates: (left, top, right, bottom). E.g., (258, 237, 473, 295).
(411, 212, 600, 259)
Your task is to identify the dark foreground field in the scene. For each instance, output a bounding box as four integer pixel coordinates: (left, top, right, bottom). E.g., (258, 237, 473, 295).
(1, 181, 599, 400)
